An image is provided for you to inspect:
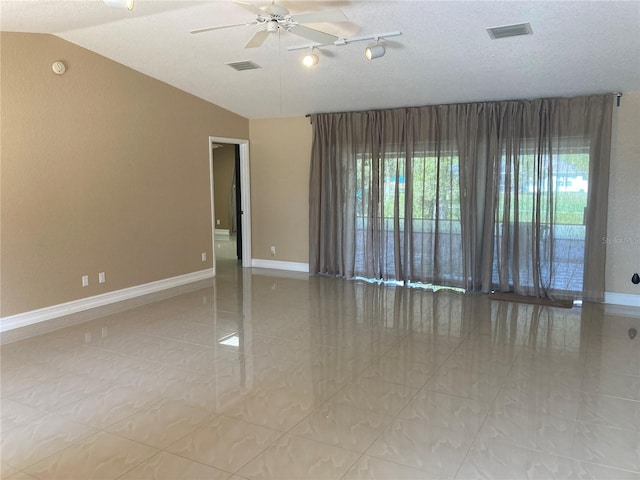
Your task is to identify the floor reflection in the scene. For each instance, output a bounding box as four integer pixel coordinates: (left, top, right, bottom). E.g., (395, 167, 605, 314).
(1, 245, 640, 478)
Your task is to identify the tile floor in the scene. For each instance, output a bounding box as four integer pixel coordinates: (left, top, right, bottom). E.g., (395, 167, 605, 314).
(1, 235, 640, 479)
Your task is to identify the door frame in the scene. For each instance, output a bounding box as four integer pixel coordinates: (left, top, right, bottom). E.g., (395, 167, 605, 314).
(209, 136, 251, 273)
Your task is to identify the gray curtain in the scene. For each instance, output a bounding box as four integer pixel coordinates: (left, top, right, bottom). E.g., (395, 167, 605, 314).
(309, 94, 613, 302)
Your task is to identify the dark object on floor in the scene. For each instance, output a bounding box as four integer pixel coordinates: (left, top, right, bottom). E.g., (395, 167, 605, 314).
(489, 292, 574, 309)
(629, 328, 638, 340)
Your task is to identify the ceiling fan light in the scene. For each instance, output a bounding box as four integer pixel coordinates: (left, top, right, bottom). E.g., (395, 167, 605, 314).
(103, 0, 134, 10)
(365, 44, 385, 60)
(303, 53, 319, 67)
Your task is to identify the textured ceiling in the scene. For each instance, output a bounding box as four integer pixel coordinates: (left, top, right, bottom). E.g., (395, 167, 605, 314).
(2, 0, 639, 119)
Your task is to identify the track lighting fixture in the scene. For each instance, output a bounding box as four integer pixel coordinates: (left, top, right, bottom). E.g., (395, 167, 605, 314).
(303, 48, 319, 67)
(365, 42, 385, 60)
(103, 0, 134, 10)
(288, 31, 400, 65)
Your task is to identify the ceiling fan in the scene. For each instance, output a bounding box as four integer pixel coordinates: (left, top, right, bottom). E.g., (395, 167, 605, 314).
(190, 1, 348, 48)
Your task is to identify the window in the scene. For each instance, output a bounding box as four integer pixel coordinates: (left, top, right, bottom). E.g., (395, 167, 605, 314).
(353, 147, 463, 286)
(493, 139, 591, 295)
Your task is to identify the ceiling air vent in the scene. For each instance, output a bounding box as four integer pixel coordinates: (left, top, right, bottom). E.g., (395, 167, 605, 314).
(225, 60, 262, 71)
(487, 22, 533, 39)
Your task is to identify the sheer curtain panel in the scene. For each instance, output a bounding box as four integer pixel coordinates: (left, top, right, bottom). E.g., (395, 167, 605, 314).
(309, 108, 465, 288)
(309, 94, 613, 301)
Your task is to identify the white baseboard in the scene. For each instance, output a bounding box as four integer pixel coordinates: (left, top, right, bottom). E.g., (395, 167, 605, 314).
(0, 269, 214, 333)
(251, 259, 309, 273)
(604, 292, 640, 308)
(215, 229, 230, 235)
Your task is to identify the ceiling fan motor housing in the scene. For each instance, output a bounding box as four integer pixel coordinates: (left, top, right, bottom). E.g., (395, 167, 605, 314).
(267, 20, 279, 33)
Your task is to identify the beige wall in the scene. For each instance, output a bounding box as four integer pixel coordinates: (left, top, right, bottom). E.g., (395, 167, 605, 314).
(606, 90, 640, 296)
(249, 117, 312, 263)
(212, 145, 235, 230)
(0, 33, 248, 317)
(2, 31, 636, 319)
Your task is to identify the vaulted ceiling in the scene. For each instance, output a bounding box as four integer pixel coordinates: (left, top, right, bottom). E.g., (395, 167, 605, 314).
(2, 0, 639, 118)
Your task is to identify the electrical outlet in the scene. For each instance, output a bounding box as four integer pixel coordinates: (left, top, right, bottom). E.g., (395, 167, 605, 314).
(270, 246, 276, 256)
(216, 219, 220, 225)
(98, 272, 106, 284)
(201, 252, 207, 262)
(82, 275, 89, 287)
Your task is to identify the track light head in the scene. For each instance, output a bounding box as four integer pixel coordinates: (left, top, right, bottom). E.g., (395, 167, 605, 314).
(365, 43, 385, 60)
(303, 51, 319, 67)
(103, 0, 134, 10)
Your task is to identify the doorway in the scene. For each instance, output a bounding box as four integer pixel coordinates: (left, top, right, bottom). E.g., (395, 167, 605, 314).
(209, 136, 251, 275)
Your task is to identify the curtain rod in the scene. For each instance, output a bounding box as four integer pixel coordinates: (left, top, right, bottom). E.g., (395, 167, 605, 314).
(305, 92, 623, 120)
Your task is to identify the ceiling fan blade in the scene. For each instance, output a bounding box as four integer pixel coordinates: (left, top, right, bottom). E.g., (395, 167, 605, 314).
(233, 1, 265, 16)
(190, 22, 256, 34)
(288, 25, 338, 45)
(289, 9, 348, 24)
(245, 28, 270, 48)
